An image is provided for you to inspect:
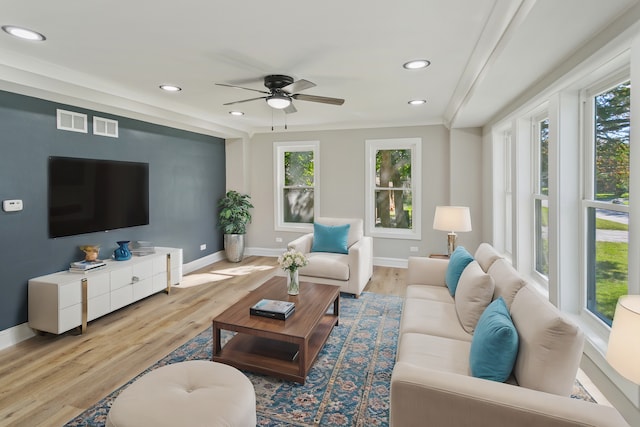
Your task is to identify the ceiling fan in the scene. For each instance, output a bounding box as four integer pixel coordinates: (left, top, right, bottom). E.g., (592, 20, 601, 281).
(216, 74, 345, 114)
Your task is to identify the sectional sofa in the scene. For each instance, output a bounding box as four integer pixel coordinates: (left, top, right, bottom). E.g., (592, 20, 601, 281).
(390, 243, 630, 427)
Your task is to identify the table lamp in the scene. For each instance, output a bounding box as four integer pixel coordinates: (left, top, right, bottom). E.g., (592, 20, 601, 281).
(433, 206, 472, 256)
(607, 295, 640, 384)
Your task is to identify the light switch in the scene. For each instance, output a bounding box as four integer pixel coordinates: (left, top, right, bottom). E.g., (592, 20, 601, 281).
(3, 199, 23, 212)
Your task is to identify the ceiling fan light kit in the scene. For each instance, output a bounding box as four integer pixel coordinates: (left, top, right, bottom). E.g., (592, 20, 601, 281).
(266, 94, 291, 109)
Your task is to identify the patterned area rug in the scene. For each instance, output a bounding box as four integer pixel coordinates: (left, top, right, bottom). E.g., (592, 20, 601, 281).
(65, 292, 595, 426)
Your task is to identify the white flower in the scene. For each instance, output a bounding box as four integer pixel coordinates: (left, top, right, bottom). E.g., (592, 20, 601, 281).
(278, 249, 308, 272)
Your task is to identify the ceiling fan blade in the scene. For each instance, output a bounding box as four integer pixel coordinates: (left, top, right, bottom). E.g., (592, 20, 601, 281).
(293, 93, 345, 105)
(284, 103, 297, 114)
(215, 83, 269, 95)
(223, 96, 266, 106)
(282, 79, 316, 94)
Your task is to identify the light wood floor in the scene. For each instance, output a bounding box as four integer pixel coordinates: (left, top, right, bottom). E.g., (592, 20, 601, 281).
(0, 256, 407, 426)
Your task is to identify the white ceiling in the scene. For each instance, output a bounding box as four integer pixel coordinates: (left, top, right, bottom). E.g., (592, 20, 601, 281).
(0, 0, 638, 138)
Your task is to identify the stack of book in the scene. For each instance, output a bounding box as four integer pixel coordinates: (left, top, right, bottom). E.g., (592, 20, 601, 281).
(250, 299, 295, 320)
(69, 260, 107, 273)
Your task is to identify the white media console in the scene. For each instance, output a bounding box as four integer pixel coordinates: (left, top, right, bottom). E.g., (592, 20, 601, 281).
(28, 247, 182, 334)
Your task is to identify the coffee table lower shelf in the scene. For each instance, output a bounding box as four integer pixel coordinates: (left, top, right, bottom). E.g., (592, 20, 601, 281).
(213, 313, 337, 384)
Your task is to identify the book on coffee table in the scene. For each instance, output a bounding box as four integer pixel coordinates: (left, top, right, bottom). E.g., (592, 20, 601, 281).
(250, 299, 295, 320)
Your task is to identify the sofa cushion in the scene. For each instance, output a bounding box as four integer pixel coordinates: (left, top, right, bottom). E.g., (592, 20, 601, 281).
(455, 261, 496, 333)
(300, 252, 349, 280)
(397, 333, 471, 376)
(510, 285, 585, 396)
(487, 258, 527, 310)
(406, 284, 453, 303)
(400, 298, 472, 342)
(469, 297, 519, 382)
(311, 222, 350, 254)
(445, 246, 474, 296)
(474, 243, 503, 272)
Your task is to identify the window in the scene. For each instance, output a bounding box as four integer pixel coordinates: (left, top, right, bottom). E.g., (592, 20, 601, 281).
(584, 79, 630, 325)
(274, 141, 319, 232)
(365, 138, 421, 239)
(533, 117, 549, 278)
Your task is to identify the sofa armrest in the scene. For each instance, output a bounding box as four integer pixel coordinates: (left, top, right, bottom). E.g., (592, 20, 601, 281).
(391, 362, 630, 427)
(407, 257, 448, 287)
(287, 233, 313, 254)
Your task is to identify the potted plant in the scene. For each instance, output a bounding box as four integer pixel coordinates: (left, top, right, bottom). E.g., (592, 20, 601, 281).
(217, 190, 253, 262)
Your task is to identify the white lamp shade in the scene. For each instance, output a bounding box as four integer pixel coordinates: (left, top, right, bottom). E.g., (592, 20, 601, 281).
(266, 95, 291, 109)
(433, 206, 472, 232)
(607, 295, 640, 384)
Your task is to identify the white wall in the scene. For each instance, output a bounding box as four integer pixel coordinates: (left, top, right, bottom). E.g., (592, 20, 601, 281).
(230, 124, 484, 263)
(450, 128, 483, 252)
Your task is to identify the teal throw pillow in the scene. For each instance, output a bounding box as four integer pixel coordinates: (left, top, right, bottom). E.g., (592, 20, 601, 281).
(311, 223, 351, 254)
(469, 297, 519, 382)
(445, 246, 474, 296)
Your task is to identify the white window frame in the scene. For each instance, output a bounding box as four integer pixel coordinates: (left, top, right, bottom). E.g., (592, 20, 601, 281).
(273, 140, 320, 232)
(365, 137, 421, 240)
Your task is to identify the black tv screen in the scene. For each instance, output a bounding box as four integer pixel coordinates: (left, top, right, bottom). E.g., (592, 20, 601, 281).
(48, 157, 149, 238)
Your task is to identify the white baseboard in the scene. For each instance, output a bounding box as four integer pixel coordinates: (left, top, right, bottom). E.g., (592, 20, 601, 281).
(182, 250, 225, 274)
(0, 323, 35, 351)
(373, 256, 408, 268)
(245, 247, 288, 257)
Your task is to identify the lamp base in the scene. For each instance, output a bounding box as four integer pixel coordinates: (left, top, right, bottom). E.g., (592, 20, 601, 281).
(447, 233, 457, 256)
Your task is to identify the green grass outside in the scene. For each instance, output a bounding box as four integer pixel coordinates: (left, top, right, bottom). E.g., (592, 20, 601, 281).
(596, 217, 628, 231)
(536, 206, 627, 321)
(542, 206, 627, 321)
(594, 215, 628, 320)
(595, 241, 628, 321)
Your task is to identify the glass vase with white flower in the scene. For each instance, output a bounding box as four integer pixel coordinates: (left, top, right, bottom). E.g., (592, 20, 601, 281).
(277, 249, 308, 295)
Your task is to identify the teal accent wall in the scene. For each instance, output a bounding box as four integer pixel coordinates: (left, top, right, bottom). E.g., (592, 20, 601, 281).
(0, 90, 226, 330)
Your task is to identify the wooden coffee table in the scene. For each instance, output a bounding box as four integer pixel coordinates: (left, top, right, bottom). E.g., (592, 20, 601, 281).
(212, 276, 340, 384)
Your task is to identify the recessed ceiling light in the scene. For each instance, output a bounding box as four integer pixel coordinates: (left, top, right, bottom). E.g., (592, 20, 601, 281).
(403, 59, 431, 70)
(2, 25, 46, 41)
(159, 84, 181, 92)
(229, 111, 244, 116)
(408, 99, 427, 105)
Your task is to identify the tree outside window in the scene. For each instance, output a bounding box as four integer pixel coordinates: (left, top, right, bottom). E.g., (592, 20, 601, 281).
(283, 151, 314, 223)
(375, 149, 412, 229)
(365, 138, 421, 240)
(274, 141, 319, 232)
(534, 117, 549, 278)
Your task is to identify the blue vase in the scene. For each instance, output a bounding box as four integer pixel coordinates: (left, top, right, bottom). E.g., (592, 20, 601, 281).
(114, 241, 132, 261)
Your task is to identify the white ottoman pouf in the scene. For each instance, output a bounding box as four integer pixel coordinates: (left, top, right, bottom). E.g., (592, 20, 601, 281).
(106, 360, 256, 427)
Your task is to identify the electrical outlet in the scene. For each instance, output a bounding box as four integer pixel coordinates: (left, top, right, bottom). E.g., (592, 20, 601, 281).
(275, 237, 283, 243)
(409, 246, 419, 252)
(200, 244, 206, 251)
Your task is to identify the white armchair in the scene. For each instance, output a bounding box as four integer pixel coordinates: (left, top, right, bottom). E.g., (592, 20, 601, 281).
(287, 217, 373, 297)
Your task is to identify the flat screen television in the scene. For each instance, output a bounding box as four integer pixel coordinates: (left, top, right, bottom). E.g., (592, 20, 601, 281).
(48, 156, 149, 238)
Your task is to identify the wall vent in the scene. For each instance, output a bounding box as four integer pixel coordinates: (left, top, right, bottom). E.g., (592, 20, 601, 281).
(56, 109, 87, 133)
(93, 116, 119, 138)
